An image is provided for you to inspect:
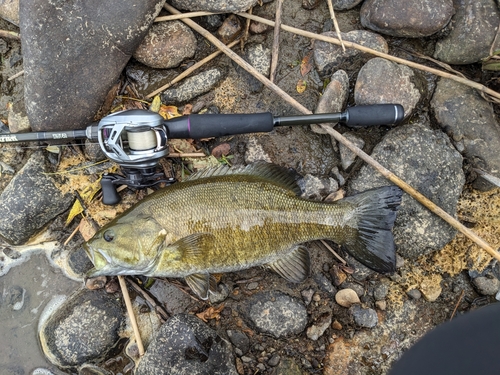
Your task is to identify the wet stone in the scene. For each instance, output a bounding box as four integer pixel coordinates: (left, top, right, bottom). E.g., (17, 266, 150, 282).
(313, 30, 388, 77)
(39, 288, 124, 369)
(360, 0, 454, 38)
(133, 20, 197, 69)
(217, 14, 242, 44)
(350, 305, 378, 328)
(312, 69, 349, 135)
(373, 283, 389, 301)
(0, 152, 73, 245)
(355, 57, 421, 118)
(298, 174, 339, 200)
(472, 276, 500, 296)
(349, 123, 465, 259)
(313, 273, 337, 296)
(227, 330, 250, 354)
(243, 291, 308, 338)
(332, 0, 363, 10)
(169, 0, 258, 12)
(135, 314, 238, 375)
(407, 289, 422, 300)
(68, 247, 94, 278)
(268, 354, 281, 367)
(431, 78, 500, 191)
(434, 0, 500, 64)
(161, 68, 224, 104)
(20, 0, 165, 131)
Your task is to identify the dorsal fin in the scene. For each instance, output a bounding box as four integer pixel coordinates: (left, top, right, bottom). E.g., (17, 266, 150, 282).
(185, 161, 302, 195)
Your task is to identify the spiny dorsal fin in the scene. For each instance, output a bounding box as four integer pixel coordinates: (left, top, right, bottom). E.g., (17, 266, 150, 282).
(267, 245, 311, 283)
(185, 273, 216, 300)
(185, 161, 302, 195)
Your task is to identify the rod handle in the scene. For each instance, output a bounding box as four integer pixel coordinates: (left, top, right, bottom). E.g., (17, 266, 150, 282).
(345, 104, 404, 127)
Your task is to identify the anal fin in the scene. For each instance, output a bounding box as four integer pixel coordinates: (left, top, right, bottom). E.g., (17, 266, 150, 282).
(267, 245, 310, 283)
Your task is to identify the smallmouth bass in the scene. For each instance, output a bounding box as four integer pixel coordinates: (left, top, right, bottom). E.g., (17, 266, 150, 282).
(84, 162, 402, 299)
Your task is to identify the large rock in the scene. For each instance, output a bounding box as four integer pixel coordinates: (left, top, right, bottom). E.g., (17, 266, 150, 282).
(20, 0, 166, 131)
(349, 123, 465, 259)
(38, 289, 124, 369)
(169, 0, 257, 12)
(135, 314, 238, 375)
(360, 0, 454, 38)
(355, 58, 421, 119)
(434, 0, 500, 64)
(0, 152, 73, 245)
(431, 78, 500, 190)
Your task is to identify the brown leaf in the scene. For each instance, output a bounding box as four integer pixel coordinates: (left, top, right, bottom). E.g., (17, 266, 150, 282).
(296, 79, 307, 94)
(159, 105, 181, 120)
(183, 104, 193, 115)
(211, 143, 231, 158)
(300, 51, 314, 76)
(196, 304, 225, 322)
(79, 217, 97, 241)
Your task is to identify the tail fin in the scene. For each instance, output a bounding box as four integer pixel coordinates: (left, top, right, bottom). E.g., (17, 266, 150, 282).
(342, 186, 403, 273)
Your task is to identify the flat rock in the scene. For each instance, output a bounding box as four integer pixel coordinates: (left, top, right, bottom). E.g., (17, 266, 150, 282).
(133, 20, 196, 69)
(355, 57, 421, 118)
(313, 30, 388, 77)
(238, 43, 271, 93)
(169, 0, 258, 12)
(339, 132, 365, 171)
(135, 314, 238, 375)
(38, 289, 124, 369)
(360, 0, 454, 38)
(161, 68, 224, 104)
(434, 0, 500, 64)
(242, 291, 308, 338)
(0, 152, 73, 245)
(312, 69, 349, 135)
(349, 123, 465, 259)
(20, 0, 165, 131)
(431, 78, 500, 190)
(350, 305, 378, 328)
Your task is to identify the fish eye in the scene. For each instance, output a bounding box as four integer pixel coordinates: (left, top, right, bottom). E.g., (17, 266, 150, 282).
(103, 230, 115, 242)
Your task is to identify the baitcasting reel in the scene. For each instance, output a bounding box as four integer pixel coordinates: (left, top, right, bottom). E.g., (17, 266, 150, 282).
(0, 104, 404, 205)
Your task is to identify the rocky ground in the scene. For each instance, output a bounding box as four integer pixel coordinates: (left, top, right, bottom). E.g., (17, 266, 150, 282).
(1, 0, 500, 374)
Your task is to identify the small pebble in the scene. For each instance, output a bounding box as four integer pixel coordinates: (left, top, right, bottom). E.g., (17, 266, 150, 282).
(350, 305, 378, 328)
(9, 286, 26, 311)
(312, 293, 321, 302)
(375, 300, 387, 311)
(335, 288, 360, 308)
(373, 283, 389, 301)
(268, 354, 281, 367)
(472, 276, 500, 296)
(407, 289, 422, 300)
(247, 282, 259, 290)
(301, 288, 315, 305)
(86, 276, 107, 290)
(105, 279, 120, 294)
(241, 356, 253, 363)
(331, 320, 343, 330)
(256, 363, 266, 371)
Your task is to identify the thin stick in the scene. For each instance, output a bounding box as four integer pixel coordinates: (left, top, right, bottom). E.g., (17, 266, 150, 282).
(241, 7, 252, 49)
(63, 222, 81, 246)
(320, 240, 347, 265)
(118, 276, 145, 356)
(450, 290, 465, 321)
(0, 29, 20, 40)
(145, 39, 240, 99)
(126, 278, 170, 321)
(168, 152, 207, 158)
(155, 11, 220, 22)
(270, 0, 284, 83)
(8, 70, 24, 81)
(236, 12, 500, 101)
(164, 3, 500, 263)
(326, 0, 345, 52)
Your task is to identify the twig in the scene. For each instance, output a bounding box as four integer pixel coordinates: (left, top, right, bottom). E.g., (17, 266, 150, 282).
(0, 29, 20, 40)
(235, 12, 500, 102)
(126, 278, 170, 321)
(270, 0, 284, 83)
(326, 0, 345, 52)
(8, 70, 24, 81)
(155, 11, 221, 22)
(168, 152, 207, 158)
(241, 7, 253, 50)
(450, 290, 465, 320)
(164, 3, 500, 263)
(118, 276, 145, 356)
(145, 39, 240, 99)
(63, 222, 81, 246)
(320, 240, 347, 265)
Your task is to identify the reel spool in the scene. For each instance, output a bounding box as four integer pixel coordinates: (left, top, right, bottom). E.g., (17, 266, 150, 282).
(97, 109, 169, 169)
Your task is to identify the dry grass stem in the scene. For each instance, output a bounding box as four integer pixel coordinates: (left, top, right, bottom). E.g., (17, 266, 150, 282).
(0, 29, 20, 40)
(235, 12, 500, 101)
(270, 0, 284, 82)
(326, 0, 345, 52)
(320, 240, 347, 265)
(145, 39, 240, 99)
(450, 290, 465, 321)
(118, 276, 145, 356)
(126, 278, 170, 321)
(168, 152, 207, 158)
(242, 7, 253, 49)
(8, 70, 24, 81)
(155, 11, 220, 22)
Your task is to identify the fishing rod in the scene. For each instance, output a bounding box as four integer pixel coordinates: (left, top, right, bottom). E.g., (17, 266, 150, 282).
(0, 104, 404, 204)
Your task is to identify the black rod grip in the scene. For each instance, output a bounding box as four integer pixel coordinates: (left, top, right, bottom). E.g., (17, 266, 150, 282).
(344, 104, 404, 127)
(166, 112, 275, 139)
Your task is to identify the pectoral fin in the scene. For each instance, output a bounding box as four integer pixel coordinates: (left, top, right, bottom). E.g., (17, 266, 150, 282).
(169, 233, 215, 258)
(185, 273, 218, 300)
(267, 245, 310, 283)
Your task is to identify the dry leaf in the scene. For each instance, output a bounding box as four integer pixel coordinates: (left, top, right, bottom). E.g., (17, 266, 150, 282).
(78, 217, 97, 241)
(196, 304, 225, 322)
(149, 95, 162, 113)
(159, 105, 181, 120)
(296, 79, 307, 94)
(300, 51, 314, 76)
(66, 200, 84, 226)
(211, 143, 231, 158)
(169, 138, 198, 154)
(65, 178, 103, 226)
(183, 104, 193, 115)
